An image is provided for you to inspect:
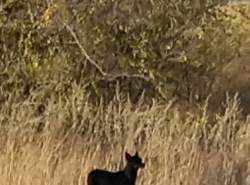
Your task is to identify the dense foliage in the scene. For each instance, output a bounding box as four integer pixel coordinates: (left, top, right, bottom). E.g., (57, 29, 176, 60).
(0, 0, 250, 106)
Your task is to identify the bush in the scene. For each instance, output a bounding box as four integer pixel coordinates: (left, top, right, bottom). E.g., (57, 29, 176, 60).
(3, 0, 250, 106)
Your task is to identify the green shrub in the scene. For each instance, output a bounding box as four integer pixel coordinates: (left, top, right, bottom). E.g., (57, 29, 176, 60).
(0, 0, 249, 106)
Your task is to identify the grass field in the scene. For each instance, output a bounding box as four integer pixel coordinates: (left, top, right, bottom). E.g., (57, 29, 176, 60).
(0, 91, 249, 185)
(1, 0, 250, 184)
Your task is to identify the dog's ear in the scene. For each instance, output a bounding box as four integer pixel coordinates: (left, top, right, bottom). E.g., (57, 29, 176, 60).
(125, 151, 132, 161)
(135, 151, 138, 157)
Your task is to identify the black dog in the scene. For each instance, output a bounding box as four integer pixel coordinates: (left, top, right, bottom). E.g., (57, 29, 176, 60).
(87, 151, 145, 185)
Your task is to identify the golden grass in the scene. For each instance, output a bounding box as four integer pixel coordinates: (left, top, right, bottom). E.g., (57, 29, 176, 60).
(0, 90, 250, 185)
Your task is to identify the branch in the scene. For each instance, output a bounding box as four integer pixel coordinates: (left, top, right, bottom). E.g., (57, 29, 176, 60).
(63, 22, 150, 82)
(63, 22, 107, 76)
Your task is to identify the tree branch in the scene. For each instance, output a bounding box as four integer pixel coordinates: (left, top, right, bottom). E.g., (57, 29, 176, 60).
(63, 21, 150, 82)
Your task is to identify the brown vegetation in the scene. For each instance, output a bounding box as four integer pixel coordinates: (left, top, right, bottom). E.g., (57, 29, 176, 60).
(0, 93, 249, 185)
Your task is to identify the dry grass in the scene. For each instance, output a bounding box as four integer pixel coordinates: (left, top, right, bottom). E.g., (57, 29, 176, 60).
(0, 89, 250, 185)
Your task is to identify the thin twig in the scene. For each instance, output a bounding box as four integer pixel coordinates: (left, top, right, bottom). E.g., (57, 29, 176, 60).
(63, 22, 108, 76)
(63, 21, 150, 82)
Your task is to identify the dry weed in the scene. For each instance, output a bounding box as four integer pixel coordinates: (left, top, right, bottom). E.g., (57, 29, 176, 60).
(0, 91, 249, 185)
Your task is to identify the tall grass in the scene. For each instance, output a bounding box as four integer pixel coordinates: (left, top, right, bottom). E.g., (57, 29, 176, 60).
(0, 88, 249, 185)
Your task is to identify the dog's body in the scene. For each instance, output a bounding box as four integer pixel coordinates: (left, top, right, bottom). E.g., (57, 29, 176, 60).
(87, 152, 145, 185)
